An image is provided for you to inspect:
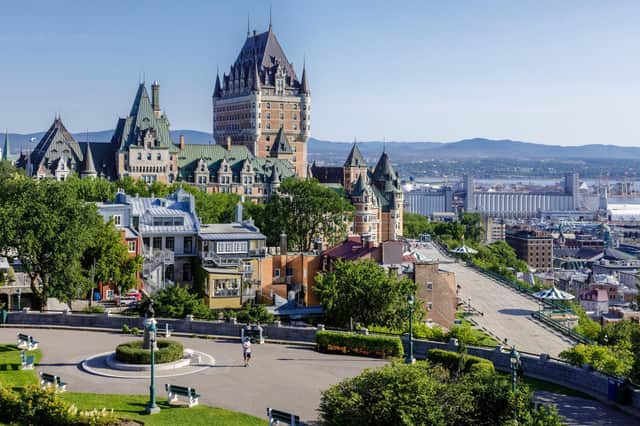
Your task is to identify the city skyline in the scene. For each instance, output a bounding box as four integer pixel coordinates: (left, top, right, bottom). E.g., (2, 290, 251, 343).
(1, 1, 639, 146)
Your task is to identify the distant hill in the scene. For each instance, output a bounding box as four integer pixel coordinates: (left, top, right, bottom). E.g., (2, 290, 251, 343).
(3, 130, 639, 163)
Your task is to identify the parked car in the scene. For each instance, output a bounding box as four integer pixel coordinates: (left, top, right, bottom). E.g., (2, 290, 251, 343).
(125, 291, 142, 301)
(116, 296, 138, 307)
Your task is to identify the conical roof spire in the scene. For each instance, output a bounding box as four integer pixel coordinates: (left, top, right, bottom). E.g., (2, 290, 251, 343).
(80, 142, 97, 176)
(351, 173, 367, 196)
(372, 151, 396, 183)
(271, 126, 293, 154)
(2, 131, 9, 161)
(344, 142, 365, 167)
(251, 61, 261, 92)
(270, 164, 281, 183)
(300, 61, 310, 95)
(213, 70, 222, 97)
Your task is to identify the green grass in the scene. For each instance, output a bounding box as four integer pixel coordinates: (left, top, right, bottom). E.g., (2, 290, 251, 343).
(60, 393, 268, 425)
(0, 343, 266, 425)
(0, 344, 42, 388)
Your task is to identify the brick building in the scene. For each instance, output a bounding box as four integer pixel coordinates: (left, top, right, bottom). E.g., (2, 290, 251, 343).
(506, 229, 553, 272)
(212, 23, 310, 178)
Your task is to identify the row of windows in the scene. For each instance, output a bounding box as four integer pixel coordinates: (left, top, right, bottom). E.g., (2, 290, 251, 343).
(143, 236, 193, 253)
(217, 241, 248, 254)
(152, 217, 185, 227)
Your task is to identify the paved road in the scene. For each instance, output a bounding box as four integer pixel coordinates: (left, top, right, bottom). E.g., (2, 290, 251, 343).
(415, 244, 573, 357)
(534, 391, 638, 426)
(1, 328, 384, 422)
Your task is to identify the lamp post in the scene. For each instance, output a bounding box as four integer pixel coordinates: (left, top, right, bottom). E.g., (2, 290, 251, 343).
(510, 346, 520, 423)
(406, 294, 415, 364)
(146, 321, 160, 414)
(16, 289, 21, 311)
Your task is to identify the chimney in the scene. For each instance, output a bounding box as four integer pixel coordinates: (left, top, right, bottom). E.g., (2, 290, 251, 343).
(226, 136, 232, 151)
(179, 134, 185, 150)
(151, 81, 161, 118)
(280, 232, 288, 255)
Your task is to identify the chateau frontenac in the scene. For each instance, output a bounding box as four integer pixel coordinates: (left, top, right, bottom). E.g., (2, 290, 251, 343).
(14, 21, 402, 243)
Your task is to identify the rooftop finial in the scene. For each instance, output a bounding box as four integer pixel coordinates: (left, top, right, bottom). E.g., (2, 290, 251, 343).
(247, 13, 250, 38)
(269, 5, 272, 31)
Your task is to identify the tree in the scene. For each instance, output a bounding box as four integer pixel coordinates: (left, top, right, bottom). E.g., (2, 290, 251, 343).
(146, 285, 211, 319)
(0, 179, 104, 309)
(315, 259, 417, 329)
(81, 220, 142, 297)
(403, 212, 432, 238)
(249, 178, 354, 251)
(319, 362, 563, 426)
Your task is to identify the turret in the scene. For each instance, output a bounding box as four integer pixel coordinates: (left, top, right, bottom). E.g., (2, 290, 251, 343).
(80, 142, 97, 179)
(2, 131, 9, 162)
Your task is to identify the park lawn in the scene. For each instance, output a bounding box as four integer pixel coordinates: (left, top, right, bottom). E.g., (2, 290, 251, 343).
(454, 312, 498, 347)
(0, 344, 42, 388)
(61, 393, 268, 426)
(520, 375, 594, 400)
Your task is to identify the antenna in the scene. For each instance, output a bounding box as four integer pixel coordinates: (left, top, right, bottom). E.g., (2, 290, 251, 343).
(269, 4, 272, 30)
(247, 13, 250, 37)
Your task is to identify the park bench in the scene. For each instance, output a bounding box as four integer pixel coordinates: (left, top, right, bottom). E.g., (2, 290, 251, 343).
(20, 350, 34, 370)
(40, 372, 67, 392)
(267, 408, 302, 425)
(165, 384, 200, 407)
(16, 333, 39, 350)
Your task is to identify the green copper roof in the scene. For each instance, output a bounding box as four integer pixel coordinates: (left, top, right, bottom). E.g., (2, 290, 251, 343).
(111, 83, 174, 151)
(176, 144, 295, 183)
(271, 127, 293, 155)
(344, 143, 365, 167)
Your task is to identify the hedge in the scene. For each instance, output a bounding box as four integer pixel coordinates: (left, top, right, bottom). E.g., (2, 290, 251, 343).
(115, 340, 184, 364)
(426, 349, 494, 375)
(316, 331, 403, 358)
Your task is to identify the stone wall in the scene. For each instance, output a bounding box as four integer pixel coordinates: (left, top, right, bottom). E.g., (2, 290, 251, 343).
(5, 312, 317, 343)
(4, 312, 639, 415)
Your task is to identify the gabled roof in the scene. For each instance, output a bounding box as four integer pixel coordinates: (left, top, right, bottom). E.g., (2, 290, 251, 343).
(30, 117, 84, 173)
(111, 83, 174, 151)
(235, 28, 297, 81)
(344, 143, 365, 167)
(271, 127, 293, 155)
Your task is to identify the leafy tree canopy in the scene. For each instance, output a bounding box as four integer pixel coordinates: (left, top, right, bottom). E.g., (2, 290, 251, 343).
(315, 259, 417, 329)
(247, 178, 354, 252)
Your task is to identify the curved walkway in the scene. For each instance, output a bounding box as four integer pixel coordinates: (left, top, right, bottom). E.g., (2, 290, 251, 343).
(534, 391, 638, 426)
(0, 328, 384, 422)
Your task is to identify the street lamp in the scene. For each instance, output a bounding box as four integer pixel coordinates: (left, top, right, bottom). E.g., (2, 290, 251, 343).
(16, 289, 21, 311)
(405, 294, 415, 364)
(146, 321, 160, 415)
(510, 346, 520, 423)
(603, 334, 609, 345)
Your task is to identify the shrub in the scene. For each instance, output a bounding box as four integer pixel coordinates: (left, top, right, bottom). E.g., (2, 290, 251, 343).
(0, 385, 118, 425)
(316, 331, 403, 358)
(467, 361, 496, 377)
(121, 324, 131, 334)
(82, 305, 105, 314)
(130, 327, 140, 335)
(235, 305, 274, 324)
(426, 349, 494, 375)
(559, 344, 633, 377)
(368, 323, 447, 341)
(143, 286, 212, 320)
(115, 339, 184, 364)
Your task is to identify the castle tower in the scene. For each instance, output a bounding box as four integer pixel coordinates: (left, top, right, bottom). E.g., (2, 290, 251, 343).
(213, 22, 310, 177)
(344, 143, 367, 192)
(2, 131, 10, 162)
(80, 142, 97, 179)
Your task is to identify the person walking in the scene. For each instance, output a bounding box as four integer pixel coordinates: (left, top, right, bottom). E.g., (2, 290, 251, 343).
(242, 337, 252, 367)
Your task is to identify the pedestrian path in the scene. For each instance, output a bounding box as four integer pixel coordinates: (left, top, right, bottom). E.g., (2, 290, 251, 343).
(534, 391, 638, 426)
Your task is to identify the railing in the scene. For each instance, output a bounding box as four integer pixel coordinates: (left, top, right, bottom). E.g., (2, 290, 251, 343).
(532, 311, 592, 345)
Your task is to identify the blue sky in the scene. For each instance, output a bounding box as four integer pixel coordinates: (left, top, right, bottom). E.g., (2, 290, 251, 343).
(0, 0, 638, 145)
